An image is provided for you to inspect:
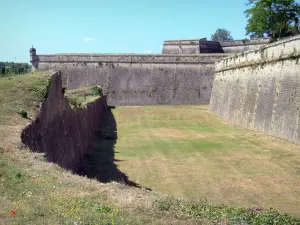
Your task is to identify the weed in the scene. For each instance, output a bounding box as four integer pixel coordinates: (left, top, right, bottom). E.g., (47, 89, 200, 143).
(153, 198, 300, 225)
(18, 109, 28, 118)
(91, 86, 102, 96)
(54, 197, 127, 225)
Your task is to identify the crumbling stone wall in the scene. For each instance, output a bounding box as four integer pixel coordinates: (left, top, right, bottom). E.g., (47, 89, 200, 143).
(21, 71, 108, 171)
(31, 53, 228, 105)
(210, 35, 300, 144)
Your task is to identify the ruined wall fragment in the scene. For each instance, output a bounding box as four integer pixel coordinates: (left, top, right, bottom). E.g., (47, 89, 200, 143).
(21, 71, 108, 171)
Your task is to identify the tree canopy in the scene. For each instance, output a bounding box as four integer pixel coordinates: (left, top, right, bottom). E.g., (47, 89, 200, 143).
(0, 62, 31, 77)
(211, 29, 234, 42)
(245, 0, 300, 40)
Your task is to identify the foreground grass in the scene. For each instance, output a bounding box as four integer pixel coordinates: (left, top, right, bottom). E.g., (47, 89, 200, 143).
(0, 73, 300, 224)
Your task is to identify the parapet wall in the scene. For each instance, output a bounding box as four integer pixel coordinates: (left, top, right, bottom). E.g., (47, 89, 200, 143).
(162, 39, 201, 54)
(21, 72, 108, 171)
(220, 38, 270, 53)
(32, 53, 228, 105)
(209, 35, 300, 143)
(162, 39, 224, 54)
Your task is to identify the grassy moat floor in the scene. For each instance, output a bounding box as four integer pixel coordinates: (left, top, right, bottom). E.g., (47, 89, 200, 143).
(1, 73, 300, 224)
(113, 105, 300, 215)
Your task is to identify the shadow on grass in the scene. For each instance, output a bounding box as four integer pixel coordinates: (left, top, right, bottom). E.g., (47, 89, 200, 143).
(79, 106, 151, 190)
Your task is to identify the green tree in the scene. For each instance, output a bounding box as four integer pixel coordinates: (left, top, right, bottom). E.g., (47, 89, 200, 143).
(211, 29, 234, 42)
(245, 0, 300, 40)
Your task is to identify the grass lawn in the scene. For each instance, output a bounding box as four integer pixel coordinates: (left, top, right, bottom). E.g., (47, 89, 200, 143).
(113, 105, 300, 216)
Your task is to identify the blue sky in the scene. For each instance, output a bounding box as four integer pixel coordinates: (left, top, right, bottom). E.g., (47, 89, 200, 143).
(1, 0, 250, 62)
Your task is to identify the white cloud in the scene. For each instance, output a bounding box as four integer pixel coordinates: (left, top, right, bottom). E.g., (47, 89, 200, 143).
(83, 37, 96, 42)
(143, 50, 152, 54)
(91, 27, 97, 30)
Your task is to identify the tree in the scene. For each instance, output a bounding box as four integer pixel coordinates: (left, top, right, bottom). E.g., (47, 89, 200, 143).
(211, 29, 234, 42)
(245, 0, 300, 40)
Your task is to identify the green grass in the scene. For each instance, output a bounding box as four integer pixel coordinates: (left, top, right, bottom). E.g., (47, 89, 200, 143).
(65, 86, 101, 108)
(0, 72, 50, 124)
(152, 197, 300, 225)
(1, 73, 300, 224)
(113, 105, 300, 216)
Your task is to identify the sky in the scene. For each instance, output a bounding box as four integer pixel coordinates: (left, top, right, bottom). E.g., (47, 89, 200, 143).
(0, 0, 250, 62)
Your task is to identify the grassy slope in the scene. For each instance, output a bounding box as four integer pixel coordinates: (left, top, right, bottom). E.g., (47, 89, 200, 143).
(0, 74, 300, 225)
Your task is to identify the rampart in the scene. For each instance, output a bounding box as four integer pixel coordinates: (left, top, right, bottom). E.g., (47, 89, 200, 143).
(209, 35, 300, 144)
(31, 52, 228, 106)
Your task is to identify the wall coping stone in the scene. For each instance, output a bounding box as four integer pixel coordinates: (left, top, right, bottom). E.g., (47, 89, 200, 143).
(36, 53, 231, 64)
(215, 35, 300, 72)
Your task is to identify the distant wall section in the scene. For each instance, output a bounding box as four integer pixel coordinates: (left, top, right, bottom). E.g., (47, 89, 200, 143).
(220, 39, 270, 53)
(162, 39, 224, 54)
(31, 53, 228, 106)
(210, 35, 300, 144)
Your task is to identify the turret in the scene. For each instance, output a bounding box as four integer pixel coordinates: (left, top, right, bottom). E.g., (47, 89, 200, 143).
(29, 46, 39, 70)
(30, 46, 36, 61)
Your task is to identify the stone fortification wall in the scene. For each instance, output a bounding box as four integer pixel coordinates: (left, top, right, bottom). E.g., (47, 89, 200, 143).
(21, 71, 108, 171)
(210, 35, 300, 143)
(220, 38, 270, 53)
(32, 53, 228, 105)
(162, 39, 224, 54)
(162, 39, 201, 54)
(200, 40, 224, 53)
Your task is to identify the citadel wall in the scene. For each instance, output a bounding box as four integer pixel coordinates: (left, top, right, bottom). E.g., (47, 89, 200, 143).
(31, 53, 228, 106)
(209, 35, 300, 144)
(161, 38, 270, 54)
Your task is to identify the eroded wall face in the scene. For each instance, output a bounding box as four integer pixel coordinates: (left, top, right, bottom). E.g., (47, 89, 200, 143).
(210, 35, 300, 143)
(35, 54, 226, 105)
(21, 72, 108, 171)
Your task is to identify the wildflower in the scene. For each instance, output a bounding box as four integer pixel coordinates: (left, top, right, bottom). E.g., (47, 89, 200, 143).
(5, 149, 10, 153)
(10, 210, 16, 215)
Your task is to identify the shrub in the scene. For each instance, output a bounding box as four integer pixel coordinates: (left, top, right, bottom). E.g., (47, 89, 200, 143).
(91, 86, 102, 96)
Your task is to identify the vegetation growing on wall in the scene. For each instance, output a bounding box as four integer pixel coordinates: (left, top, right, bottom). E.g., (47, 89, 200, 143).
(65, 86, 102, 108)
